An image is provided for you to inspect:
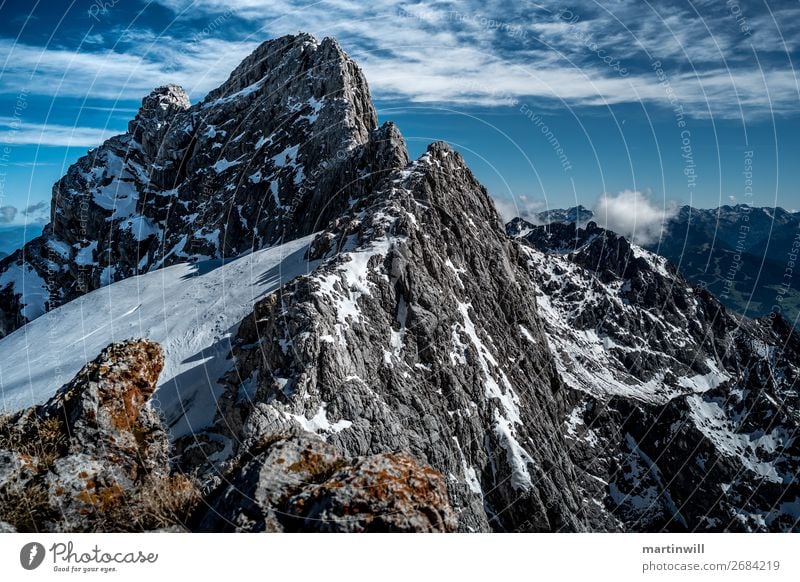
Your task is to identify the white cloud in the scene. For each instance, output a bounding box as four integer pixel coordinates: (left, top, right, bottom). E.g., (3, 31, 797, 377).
(0, 117, 117, 147)
(143, 0, 800, 118)
(493, 195, 546, 223)
(592, 189, 678, 245)
(0, 0, 795, 119)
(0, 36, 258, 102)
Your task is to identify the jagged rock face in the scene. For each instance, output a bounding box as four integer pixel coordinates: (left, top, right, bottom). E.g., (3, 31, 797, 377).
(198, 432, 456, 533)
(0, 339, 178, 532)
(0, 33, 405, 337)
(516, 221, 735, 399)
(514, 221, 800, 531)
(206, 143, 616, 533)
(509, 204, 800, 321)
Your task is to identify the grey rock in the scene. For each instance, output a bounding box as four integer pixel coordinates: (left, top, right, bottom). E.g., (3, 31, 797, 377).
(214, 142, 614, 532)
(516, 220, 800, 531)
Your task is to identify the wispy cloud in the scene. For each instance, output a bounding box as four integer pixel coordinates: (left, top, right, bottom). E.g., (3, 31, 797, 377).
(0, 36, 258, 102)
(0, 116, 117, 147)
(144, 0, 800, 118)
(493, 195, 546, 223)
(0, 0, 796, 120)
(8, 162, 58, 167)
(0, 203, 49, 226)
(0, 206, 17, 224)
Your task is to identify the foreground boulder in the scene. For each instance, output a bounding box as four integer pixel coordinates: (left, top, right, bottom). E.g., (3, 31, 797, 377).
(199, 432, 456, 532)
(0, 339, 198, 532)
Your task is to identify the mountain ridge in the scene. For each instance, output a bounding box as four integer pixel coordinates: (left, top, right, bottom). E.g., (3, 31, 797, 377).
(0, 32, 400, 337)
(507, 204, 800, 323)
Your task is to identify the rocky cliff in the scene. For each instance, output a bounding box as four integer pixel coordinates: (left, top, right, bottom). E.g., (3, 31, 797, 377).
(513, 221, 800, 531)
(197, 142, 615, 532)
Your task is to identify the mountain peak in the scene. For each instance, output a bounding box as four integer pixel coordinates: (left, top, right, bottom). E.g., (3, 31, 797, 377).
(128, 84, 190, 156)
(0, 32, 400, 336)
(137, 84, 190, 113)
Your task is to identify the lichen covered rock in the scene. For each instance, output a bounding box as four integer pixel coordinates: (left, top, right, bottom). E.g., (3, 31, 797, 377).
(198, 432, 456, 533)
(0, 339, 197, 532)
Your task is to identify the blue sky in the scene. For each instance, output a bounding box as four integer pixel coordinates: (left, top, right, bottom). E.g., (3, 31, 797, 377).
(0, 0, 799, 229)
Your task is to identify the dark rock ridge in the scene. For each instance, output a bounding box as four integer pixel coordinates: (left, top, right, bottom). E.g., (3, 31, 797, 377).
(0, 32, 405, 337)
(514, 221, 800, 531)
(200, 142, 617, 532)
(0, 339, 456, 533)
(509, 205, 800, 321)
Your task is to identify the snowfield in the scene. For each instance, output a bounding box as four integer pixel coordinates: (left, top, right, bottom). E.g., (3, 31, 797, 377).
(0, 234, 318, 437)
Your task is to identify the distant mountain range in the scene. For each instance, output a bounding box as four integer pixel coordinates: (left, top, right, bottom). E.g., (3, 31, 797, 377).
(0, 201, 48, 259)
(508, 205, 800, 323)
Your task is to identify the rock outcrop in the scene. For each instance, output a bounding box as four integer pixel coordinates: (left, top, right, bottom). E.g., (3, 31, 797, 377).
(201, 142, 616, 532)
(0, 339, 195, 532)
(198, 432, 456, 532)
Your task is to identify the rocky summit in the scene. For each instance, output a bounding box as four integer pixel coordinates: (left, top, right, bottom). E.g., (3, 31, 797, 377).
(0, 33, 401, 337)
(512, 221, 800, 531)
(0, 33, 798, 532)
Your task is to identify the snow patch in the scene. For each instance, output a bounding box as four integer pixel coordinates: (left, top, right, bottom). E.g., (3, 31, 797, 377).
(454, 301, 532, 490)
(687, 395, 785, 483)
(212, 157, 242, 173)
(314, 237, 392, 344)
(120, 215, 161, 242)
(0, 234, 320, 439)
(288, 402, 352, 439)
(74, 241, 98, 266)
